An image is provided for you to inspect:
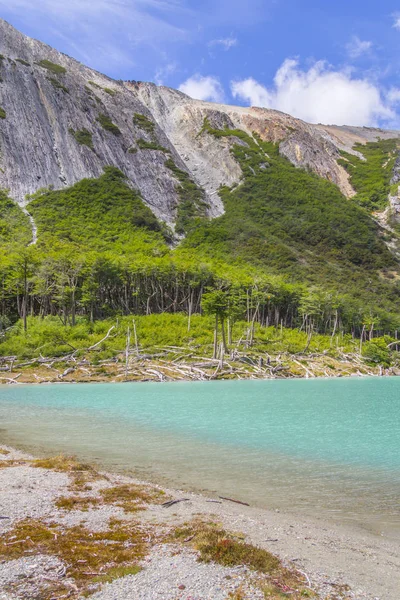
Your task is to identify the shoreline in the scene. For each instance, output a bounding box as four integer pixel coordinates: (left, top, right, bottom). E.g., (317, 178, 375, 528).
(1, 444, 399, 599)
(0, 352, 397, 385)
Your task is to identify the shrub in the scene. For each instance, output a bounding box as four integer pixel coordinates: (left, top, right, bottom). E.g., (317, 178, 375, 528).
(137, 138, 169, 152)
(37, 59, 67, 75)
(48, 77, 69, 93)
(97, 113, 121, 135)
(69, 128, 94, 149)
(133, 113, 155, 134)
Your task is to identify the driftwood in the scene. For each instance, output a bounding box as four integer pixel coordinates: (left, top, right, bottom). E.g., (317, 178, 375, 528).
(162, 499, 190, 508)
(219, 496, 250, 507)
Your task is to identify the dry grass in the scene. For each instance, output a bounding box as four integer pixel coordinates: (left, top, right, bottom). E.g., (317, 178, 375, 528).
(173, 521, 316, 600)
(0, 448, 10, 455)
(0, 517, 149, 598)
(55, 495, 100, 511)
(100, 484, 166, 512)
(33, 454, 104, 490)
(0, 459, 27, 469)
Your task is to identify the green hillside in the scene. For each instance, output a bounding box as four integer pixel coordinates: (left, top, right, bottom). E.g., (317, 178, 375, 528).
(1, 127, 400, 363)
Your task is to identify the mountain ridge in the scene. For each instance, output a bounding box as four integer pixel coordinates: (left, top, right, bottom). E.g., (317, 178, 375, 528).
(2, 17, 400, 229)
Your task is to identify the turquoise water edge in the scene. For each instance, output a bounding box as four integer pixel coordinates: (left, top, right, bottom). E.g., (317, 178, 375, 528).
(0, 378, 399, 538)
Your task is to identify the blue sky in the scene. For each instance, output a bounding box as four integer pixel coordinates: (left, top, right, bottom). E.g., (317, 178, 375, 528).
(1, 0, 400, 126)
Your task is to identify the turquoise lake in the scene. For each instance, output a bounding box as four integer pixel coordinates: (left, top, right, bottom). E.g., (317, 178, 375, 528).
(0, 378, 399, 537)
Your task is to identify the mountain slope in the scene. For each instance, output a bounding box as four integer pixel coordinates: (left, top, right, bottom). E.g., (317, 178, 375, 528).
(1, 19, 400, 343)
(1, 17, 400, 228)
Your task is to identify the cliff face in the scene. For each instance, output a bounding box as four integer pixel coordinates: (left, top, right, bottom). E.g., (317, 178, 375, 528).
(1, 18, 400, 227)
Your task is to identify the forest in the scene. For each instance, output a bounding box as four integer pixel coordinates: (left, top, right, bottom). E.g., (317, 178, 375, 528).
(1, 125, 400, 371)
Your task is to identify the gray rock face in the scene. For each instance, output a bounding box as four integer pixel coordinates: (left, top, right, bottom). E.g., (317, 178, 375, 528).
(1, 18, 400, 227)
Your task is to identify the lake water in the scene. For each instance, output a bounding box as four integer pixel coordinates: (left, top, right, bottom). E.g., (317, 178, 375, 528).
(0, 378, 399, 538)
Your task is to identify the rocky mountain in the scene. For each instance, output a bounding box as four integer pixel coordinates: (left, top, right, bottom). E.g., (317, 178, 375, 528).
(1, 18, 400, 230)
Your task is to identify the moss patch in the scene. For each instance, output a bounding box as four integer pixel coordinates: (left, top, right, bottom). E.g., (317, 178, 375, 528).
(0, 107, 6, 119)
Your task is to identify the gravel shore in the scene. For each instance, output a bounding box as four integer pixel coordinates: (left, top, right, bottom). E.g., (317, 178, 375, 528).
(0, 445, 398, 600)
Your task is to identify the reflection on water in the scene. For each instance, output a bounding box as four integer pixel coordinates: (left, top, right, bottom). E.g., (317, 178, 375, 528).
(0, 379, 399, 538)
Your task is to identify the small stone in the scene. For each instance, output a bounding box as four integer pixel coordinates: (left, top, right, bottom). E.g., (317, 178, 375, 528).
(178, 584, 186, 590)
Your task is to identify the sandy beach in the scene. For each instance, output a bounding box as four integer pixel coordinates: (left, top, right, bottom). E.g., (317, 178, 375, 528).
(0, 444, 399, 600)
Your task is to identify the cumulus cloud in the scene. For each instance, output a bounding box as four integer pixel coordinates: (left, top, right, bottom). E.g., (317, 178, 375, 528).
(231, 59, 397, 127)
(179, 74, 224, 102)
(208, 37, 238, 50)
(346, 36, 372, 58)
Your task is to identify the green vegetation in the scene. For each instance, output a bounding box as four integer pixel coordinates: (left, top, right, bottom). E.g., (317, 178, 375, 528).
(133, 113, 155, 134)
(184, 122, 399, 314)
(103, 87, 117, 96)
(88, 80, 101, 89)
(0, 190, 31, 245)
(27, 166, 162, 248)
(0, 122, 399, 365)
(173, 521, 315, 599)
(137, 138, 169, 152)
(48, 77, 69, 93)
(37, 59, 67, 75)
(338, 139, 399, 211)
(97, 113, 121, 135)
(69, 127, 94, 149)
(16, 58, 30, 66)
(128, 147, 138, 154)
(165, 158, 209, 234)
(0, 518, 147, 598)
(0, 107, 6, 119)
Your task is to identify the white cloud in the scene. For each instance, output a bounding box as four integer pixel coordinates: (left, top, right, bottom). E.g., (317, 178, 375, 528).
(393, 15, 400, 30)
(179, 74, 224, 102)
(231, 59, 397, 127)
(346, 36, 372, 58)
(208, 37, 238, 50)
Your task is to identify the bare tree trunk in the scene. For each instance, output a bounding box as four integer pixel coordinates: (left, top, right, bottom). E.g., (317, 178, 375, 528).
(125, 327, 130, 377)
(221, 318, 228, 353)
(360, 325, 366, 355)
(187, 289, 193, 332)
(133, 319, 139, 356)
(213, 314, 218, 359)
